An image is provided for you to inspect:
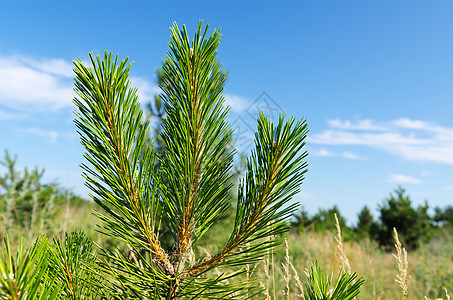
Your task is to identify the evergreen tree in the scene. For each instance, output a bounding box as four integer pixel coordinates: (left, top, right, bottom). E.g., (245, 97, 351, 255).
(378, 186, 433, 250)
(292, 206, 312, 232)
(355, 205, 379, 240)
(433, 205, 453, 229)
(144, 60, 235, 252)
(311, 206, 354, 240)
(0, 150, 71, 233)
(73, 21, 309, 298)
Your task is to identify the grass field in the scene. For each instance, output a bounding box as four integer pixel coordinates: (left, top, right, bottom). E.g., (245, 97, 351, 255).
(1, 197, 452, 299)
(199, 212, 453, 299)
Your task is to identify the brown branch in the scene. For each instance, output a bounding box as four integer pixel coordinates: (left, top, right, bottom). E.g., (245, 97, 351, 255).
(187, 140, 283, 276)
(100, 87, 174, 275)
(173, 49, 202, 274)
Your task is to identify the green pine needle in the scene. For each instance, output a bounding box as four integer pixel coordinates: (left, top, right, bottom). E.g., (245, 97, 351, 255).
(73, 20, 309, 299)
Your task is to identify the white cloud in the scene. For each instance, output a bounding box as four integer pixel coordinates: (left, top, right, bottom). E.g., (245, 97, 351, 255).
(309, 130, 426, 146)
(311, 148, 367, 160)
(312, 148, 334, 157)
(389, 174, 422, 184)
(341, 151, 367, 160)
(328, 118, 387, 131)
(0, 110, 28, 120)
(0, 55, 161, 112)
(310, 118, 453, 165)
(421, 170, 433, 176)
(294, 190, 314, 201)
(18, 127, 59, 144)
(0, 55, 74, 111)
(224, 94, 250, 113)
(130, 76, 161, 104)
(20, 57, 74, 77)
(392, 118, 434, 131)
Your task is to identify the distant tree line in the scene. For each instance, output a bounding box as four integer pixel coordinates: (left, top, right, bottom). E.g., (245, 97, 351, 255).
(292, 186, 453, 250)
(0, 150, 87, 235)
(3, 145, 450, 252)
(142, 56, 453, 253)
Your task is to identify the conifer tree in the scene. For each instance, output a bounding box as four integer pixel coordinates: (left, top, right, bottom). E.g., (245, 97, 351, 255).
(73, 21, 308, 299)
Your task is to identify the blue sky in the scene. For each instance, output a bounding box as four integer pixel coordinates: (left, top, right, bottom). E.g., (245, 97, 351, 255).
(1, 1, 452, 224)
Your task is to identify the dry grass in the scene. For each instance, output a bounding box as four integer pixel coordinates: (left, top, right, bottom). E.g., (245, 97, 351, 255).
(334, 213, 352, 274)
(256, 226, 452, 299)
(2, 202, 452, 299)
(282, 239, 291, 299)
(393, 227, 410, 300)
(425, 288, 451, 300)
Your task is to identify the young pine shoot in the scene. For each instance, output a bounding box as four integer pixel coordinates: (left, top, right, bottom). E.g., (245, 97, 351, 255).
(73, 21, 308, 299)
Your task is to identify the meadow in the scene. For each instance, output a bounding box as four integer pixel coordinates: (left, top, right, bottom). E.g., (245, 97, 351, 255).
(1, 190, 452, 299)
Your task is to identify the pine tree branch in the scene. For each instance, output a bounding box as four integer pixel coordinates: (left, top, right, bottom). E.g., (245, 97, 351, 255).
(160, 22, 234, 278)
(72, 21, 309, 298)
(188, 114, 308, 276)
(73, 52, 174, 275)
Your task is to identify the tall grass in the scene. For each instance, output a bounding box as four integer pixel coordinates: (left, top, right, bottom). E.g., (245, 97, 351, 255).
(1, 200, 452, 299)
(393, 227, 410, 299)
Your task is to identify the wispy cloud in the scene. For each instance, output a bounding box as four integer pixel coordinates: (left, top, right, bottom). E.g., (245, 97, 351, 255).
(19, 57, 74, 77)
(309, 118, 453, 165)
(0, 110, 28, 120)
(0, 55, 74, 111)
(389, 174, 422, 184)
(328, 118, 387, 131)
(0, 55, 159, 112)
(421, 170, 433, 176)
(311, 148, 366, 160)
(312, 148, 334, 157)
(17, 127, 59, 144)
(130, 76, 161, 104)
(224, 94, 251, 113)
(294, 190, 315, 201)
(341, 151, 367, 160)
